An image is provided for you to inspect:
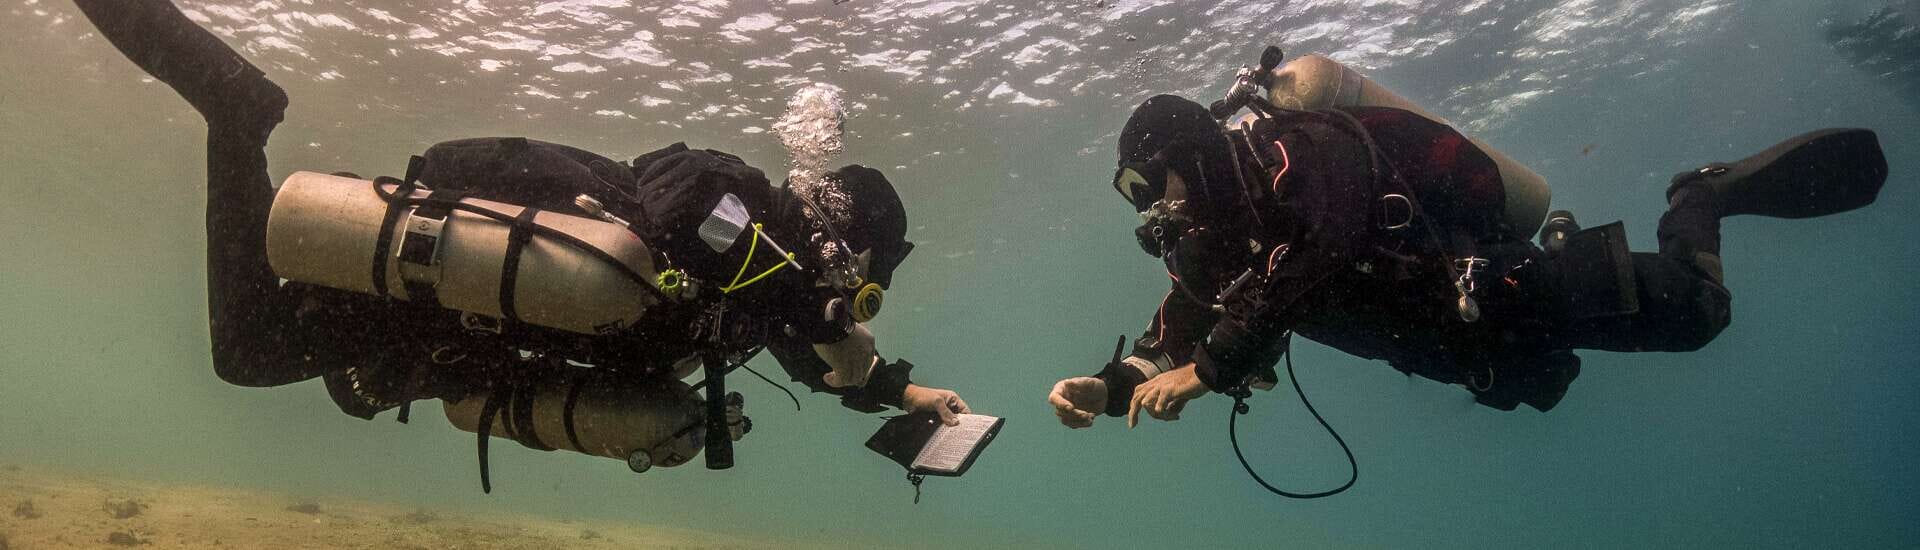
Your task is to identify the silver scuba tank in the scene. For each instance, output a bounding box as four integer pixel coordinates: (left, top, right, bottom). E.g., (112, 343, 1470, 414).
(440, 372, 741, 472)
(265, 171, 663, 335)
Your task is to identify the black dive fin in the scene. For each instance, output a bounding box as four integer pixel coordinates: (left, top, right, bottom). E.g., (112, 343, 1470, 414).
(1671, 128, 1888, 219)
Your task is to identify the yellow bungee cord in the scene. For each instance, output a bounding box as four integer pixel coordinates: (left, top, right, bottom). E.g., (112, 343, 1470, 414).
(720, 223, 794, 293)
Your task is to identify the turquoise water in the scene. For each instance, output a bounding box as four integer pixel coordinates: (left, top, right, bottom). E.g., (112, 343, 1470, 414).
(2, 1, 1916, 548)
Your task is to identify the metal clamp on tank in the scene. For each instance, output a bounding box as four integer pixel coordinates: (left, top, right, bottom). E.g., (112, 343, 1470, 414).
(395, 208, 447, 286)
(394, 187, 470, 300)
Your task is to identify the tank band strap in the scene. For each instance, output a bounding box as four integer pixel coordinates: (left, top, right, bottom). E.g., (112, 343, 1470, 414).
(412, 188, 463, 220)
(369, 176, 411, 298)
(508, 378, 552, 452)
(372, 157, 431, 298)
(561, 375, 588, 453)
(499, 207, 542, 323)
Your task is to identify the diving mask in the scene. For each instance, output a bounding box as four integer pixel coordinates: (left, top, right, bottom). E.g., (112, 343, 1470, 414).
(1112, 155, 1170, 213)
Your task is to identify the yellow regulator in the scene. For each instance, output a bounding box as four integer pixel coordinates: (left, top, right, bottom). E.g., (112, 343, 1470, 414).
(851, 282, 885, 323)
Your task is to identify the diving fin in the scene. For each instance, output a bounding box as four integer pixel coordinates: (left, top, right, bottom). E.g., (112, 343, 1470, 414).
(1669, 128, 1888, 219)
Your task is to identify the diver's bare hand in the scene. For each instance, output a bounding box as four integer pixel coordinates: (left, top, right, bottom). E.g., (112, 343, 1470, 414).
(902, 384, 971, 426)
(817, 325, 877, 388)
(1048, 377, 1107, 429)
(1127, 365, 1207, 428)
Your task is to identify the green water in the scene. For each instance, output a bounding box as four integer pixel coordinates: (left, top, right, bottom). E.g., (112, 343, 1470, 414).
(2, 1, 1916, 548)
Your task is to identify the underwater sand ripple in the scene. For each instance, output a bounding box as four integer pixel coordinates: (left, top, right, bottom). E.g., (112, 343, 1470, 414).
(0, 464, 800, 550)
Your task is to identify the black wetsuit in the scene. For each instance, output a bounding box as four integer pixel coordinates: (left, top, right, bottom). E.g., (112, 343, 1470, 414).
(1099, 107, 1731, 412)
(73, 1, 913, 419)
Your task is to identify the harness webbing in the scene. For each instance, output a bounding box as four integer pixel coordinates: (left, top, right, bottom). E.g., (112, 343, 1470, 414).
(498, 207, 542, 322)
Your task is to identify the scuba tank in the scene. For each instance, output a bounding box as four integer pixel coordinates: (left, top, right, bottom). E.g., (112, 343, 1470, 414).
(265, 171, 664, 336)
(1263, 54, 1553, 240)
(440, 367, 745, 473)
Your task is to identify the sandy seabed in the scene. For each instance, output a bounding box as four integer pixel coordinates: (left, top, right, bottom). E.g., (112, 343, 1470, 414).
(0, 463, 778, 550)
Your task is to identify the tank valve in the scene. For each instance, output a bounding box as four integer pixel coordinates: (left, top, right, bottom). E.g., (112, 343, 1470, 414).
(574, 194, 633, 227)
(1539, 210, 1580, 257)
(725, 392, 750, 441)
(626, 450, 654, 474)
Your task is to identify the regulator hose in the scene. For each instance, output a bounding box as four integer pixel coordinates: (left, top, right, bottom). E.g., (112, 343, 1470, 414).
(1227, 334, 1357, 499)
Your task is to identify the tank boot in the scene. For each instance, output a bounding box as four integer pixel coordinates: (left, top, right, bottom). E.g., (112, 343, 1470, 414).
(1538, 210, 1579, 256)
(1667, 128, 1887, 219)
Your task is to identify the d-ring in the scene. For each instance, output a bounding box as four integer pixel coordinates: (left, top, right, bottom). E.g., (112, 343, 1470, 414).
(1381, 194, 1414, 230)
(1467, 365, 1495, 392)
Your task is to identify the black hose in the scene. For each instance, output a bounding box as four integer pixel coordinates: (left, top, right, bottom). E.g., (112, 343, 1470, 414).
(1227, 336, 1357, 499)
(739, 362, 802, 411)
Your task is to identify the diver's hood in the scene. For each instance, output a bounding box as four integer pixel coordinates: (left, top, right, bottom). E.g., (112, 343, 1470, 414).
(1118, 95, 1246, 224)
(780, 164, 914, 289)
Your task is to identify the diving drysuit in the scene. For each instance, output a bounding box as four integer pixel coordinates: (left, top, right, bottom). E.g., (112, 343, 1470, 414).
(1093, 94, 1888, 413)
(72, 0, 930, 476)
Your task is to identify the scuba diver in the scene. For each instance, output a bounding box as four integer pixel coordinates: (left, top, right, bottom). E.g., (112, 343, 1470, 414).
(1046, 47, 1888, 493)
(73, 0, 971, 490)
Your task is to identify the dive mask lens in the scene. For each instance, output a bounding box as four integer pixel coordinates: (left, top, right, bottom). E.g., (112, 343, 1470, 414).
(1111, 161, 1165, 213)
